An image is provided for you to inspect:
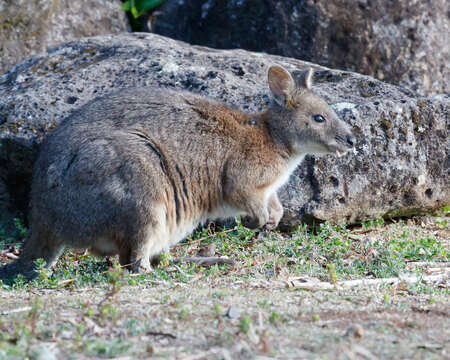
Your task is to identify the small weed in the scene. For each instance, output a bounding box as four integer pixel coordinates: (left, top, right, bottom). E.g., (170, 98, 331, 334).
(326, 263, 337, 284)
(269, 311, 280, 325)
(178, 308, 190, 321)
(213, 304, 222, 316)
(13, 218, 27, 239)
(83, 305, 95, 318)
(99, 304, 119, 325)
(158, 252, 171, 268)
(34, 258, 49, 282)
(440, 205, 450, 215)
(75, 323, 86, 342)
(238, 315, 252, 334)
(435, 219, 448, 228)
(26, 296, 43, 335)
(257, 299, 270, 310)
(84, 338, 131, 358)
(210, 290, 228, 299)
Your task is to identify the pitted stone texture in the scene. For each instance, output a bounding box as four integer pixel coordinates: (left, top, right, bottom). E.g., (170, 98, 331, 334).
(153, 0, 449, 96)
(0, 33, 448, 230)
(0, 0, 129, 74)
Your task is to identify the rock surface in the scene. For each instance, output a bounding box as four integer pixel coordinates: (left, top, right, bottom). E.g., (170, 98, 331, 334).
(0, 0, 129, 74)
(0, 33, 448, 230)
(153, 0, 450, 96)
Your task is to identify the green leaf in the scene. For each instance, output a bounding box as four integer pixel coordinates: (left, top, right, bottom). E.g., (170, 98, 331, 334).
(125, 0, 166, 18)
(131, 6, 140, 18)
(139, 0, 166, 13)
(120, 1, 132, 11)
(130, 0, 139, 18)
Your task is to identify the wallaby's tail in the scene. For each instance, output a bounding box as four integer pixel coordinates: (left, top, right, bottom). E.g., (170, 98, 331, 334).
(0, 231, 63, 281)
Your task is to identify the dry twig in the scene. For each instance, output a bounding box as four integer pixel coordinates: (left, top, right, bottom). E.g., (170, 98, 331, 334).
(1, 306, 32, 315)
(286, 272, 448, 291)
(175, 257, 235, 267)
(147, 331, 177, 339)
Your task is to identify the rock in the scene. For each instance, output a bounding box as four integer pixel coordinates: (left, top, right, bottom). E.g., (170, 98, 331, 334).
(345, 324, 365, 339)
(226, 306, 240, 319)
(0, 33, 448, 231)
(152, 0, 449, 96)
(0, 0, 129, 74)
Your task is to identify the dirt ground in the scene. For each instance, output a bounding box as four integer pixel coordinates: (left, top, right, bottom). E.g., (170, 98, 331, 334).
(0, 217, 449, 359)
(1, 278, 449, 359)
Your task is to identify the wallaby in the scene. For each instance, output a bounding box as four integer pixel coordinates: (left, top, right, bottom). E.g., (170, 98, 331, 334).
(0, 66, 355, 280)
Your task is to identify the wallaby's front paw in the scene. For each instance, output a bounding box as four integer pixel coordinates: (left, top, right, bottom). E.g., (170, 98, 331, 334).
(130, 259, 153, 274)
(242, 209, 269, 229)
(264, 209, 283, 230)
(264, 217, 280, 230)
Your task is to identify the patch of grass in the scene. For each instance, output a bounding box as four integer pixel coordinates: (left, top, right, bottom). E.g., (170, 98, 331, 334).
(283, 221, 448, 280)
(1, 217, 448, 292)
(362, 217, 385, 229)
(407, 281, 449, 296)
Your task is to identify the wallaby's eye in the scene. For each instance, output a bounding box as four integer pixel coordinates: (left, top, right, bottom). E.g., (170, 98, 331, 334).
(248, 118, 257, 126)
(313, 114, 326, 123)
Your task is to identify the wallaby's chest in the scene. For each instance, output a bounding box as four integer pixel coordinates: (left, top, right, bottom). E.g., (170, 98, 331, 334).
(264, 154, 306, 200)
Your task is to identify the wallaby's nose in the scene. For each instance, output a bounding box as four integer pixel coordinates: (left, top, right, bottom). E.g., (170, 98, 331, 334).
(346, 135, 356, 147)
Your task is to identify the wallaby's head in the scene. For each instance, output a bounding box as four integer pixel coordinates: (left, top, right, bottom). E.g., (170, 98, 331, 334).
(266, 66, 355, 157)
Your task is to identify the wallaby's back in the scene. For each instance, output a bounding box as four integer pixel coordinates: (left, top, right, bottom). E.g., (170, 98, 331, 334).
(33, 88, 256, 242)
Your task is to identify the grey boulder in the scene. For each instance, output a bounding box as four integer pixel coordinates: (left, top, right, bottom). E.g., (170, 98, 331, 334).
(0, 0, 129, 74)
(0, 33, 448, 231)
(153, 0, 450, 96)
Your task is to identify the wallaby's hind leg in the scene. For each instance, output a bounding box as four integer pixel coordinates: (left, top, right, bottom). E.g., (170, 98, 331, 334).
(129, 240, 152, 273)
(118, 246, 132, 269)
(126, 205, 169, 273)
(119, 245, 152, 273)
(150, 254, 162, 268)
(118, 240, 151, 273)
(0, 231, 64, 280)
(118, 230, 153, 274)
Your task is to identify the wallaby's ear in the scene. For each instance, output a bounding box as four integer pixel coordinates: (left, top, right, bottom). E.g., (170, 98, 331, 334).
(293, 68, 313, 90)
(268, 66, 296, 107)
